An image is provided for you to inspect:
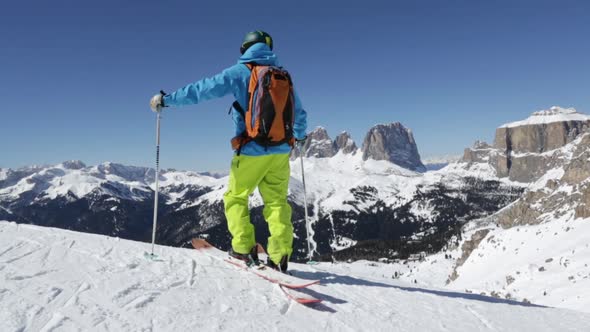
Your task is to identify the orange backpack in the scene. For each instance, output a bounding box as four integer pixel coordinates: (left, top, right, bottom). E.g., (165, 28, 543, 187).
(231, 64, 295, 153)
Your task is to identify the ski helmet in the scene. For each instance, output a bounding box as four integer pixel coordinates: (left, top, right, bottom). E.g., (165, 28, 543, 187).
(240, 30, 273, 54)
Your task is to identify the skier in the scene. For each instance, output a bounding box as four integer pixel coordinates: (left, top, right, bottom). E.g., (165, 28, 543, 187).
(150, 30, 307, 272)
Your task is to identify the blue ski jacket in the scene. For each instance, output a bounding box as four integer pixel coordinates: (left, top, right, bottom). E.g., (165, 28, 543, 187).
(163, 43, 307, 156)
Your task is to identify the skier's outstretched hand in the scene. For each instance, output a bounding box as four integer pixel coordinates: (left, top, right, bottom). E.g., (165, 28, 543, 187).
(150, 90, 167, 112)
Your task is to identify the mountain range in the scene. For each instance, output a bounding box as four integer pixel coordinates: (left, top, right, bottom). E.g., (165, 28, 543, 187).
(3, 105, 590, 310)
(0, 121, 520, 262)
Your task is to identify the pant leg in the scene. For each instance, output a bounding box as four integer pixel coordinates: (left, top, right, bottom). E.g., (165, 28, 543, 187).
(257, 153, 293, 264)
(223, 154, 269, 254)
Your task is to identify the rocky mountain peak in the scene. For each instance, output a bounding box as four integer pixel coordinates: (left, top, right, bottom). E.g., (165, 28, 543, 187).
(291, 127, 337, 159)
(291, 123, 425, 172)
(334, 131, 358, 155)
(472, 140, 492, 150)
(309, 126, 331, 141)
(361, 123, 426, 172)
(60, 160, 87, 170)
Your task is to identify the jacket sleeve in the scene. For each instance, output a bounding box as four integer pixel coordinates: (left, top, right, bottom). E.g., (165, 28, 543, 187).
(293, 91, 308, 140)
(163, 64, 243, 107)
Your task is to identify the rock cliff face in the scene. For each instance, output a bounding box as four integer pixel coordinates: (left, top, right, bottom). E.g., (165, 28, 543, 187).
(296, 127, 338, 158)
(495, 132, 590, 228)
(291, 123, 425, 173)
(458, 106, 590, 228)
(462, 107, 590, 182)
(334, 132, 358, 154)
(462, 140, 494, 164)
(362, 123, 426, 172)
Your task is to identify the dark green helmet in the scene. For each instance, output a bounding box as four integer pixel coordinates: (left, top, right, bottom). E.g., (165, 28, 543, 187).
(240, 30, 273, 54)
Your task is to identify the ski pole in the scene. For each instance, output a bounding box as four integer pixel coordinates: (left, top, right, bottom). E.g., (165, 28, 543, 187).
(298, 144, 312, 261)
(149, 111, 162, 256)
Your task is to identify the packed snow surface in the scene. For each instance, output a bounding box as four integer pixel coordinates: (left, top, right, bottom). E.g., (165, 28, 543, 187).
(500, 106, 590, 128)
(2, 221, 590, 331)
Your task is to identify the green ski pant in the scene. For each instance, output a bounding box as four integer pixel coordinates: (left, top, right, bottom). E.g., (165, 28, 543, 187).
(223, 153, 293, 265)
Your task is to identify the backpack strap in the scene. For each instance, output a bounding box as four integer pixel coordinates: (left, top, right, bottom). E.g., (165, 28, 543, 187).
(231, 135, 251, 156)
(231, 100, 246, 118)
(228, 62, 264, 155)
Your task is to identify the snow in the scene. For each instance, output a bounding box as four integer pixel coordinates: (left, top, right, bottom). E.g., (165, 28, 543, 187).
(0, 162, 224, 204)
(422, 154, 461, 165)
(287, 152, 422, 214)
(529, 167, 565, 192)
(2, 221, 590, 331)
(378, 213, 590, 315)
(500, 106, 590, 128)
(450, 216, 590, 312)
(1, 154, 513, 223)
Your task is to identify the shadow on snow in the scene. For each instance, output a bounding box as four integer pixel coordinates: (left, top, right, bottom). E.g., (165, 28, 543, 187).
(292, 269, 546, 309)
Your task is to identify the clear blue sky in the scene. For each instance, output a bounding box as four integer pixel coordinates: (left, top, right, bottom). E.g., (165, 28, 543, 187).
(2, 0, 589, 171)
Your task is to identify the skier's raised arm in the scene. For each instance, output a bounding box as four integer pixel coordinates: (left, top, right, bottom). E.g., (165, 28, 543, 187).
(163, 65, 244, 107)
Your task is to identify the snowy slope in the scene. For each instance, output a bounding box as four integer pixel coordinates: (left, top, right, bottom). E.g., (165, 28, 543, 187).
(289, 151, 512, 213)
(449, 216, 590, 311)
(1, 221, 590, 332)
(380, 216, 590, 313)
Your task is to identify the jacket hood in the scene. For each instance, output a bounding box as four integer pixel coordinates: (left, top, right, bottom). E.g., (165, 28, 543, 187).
(238, 43, 279, 66)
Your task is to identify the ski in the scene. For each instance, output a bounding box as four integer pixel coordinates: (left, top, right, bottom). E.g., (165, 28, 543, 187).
(223, 257, 320, 289)
(279, 285, 322, 304)
(191, 238, 321, 298)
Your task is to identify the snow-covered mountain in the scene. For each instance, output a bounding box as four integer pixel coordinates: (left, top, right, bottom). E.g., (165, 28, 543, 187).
(462, 106, 590, 182)
(2, 221, 589, 331)
(0, 121, 524, 262)
(0, 140, 522, 262)
(396, 106, 590, 311)
(0, 160, 224, 245)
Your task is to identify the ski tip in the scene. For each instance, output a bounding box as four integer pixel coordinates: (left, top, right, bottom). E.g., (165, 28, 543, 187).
(280, 279, 321, 289)
(296, 298, 323, 305)
(191, 238, 214, 250)
(279, 285, 323, 304)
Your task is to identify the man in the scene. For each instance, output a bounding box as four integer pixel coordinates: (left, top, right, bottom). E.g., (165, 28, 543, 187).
(150, 30, 307, 272)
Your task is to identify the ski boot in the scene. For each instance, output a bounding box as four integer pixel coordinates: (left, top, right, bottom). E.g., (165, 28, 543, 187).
(228, 246, 262, 268)
(267, 255, 289, 273)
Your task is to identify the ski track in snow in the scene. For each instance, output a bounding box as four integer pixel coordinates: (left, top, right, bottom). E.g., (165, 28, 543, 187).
(2, 221, 590, 331)
(39, 313, 67, 332)
(465, 305, 496, 331)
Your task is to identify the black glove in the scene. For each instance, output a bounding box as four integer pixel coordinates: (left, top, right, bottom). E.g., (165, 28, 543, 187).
(295, 135, 307, 148)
